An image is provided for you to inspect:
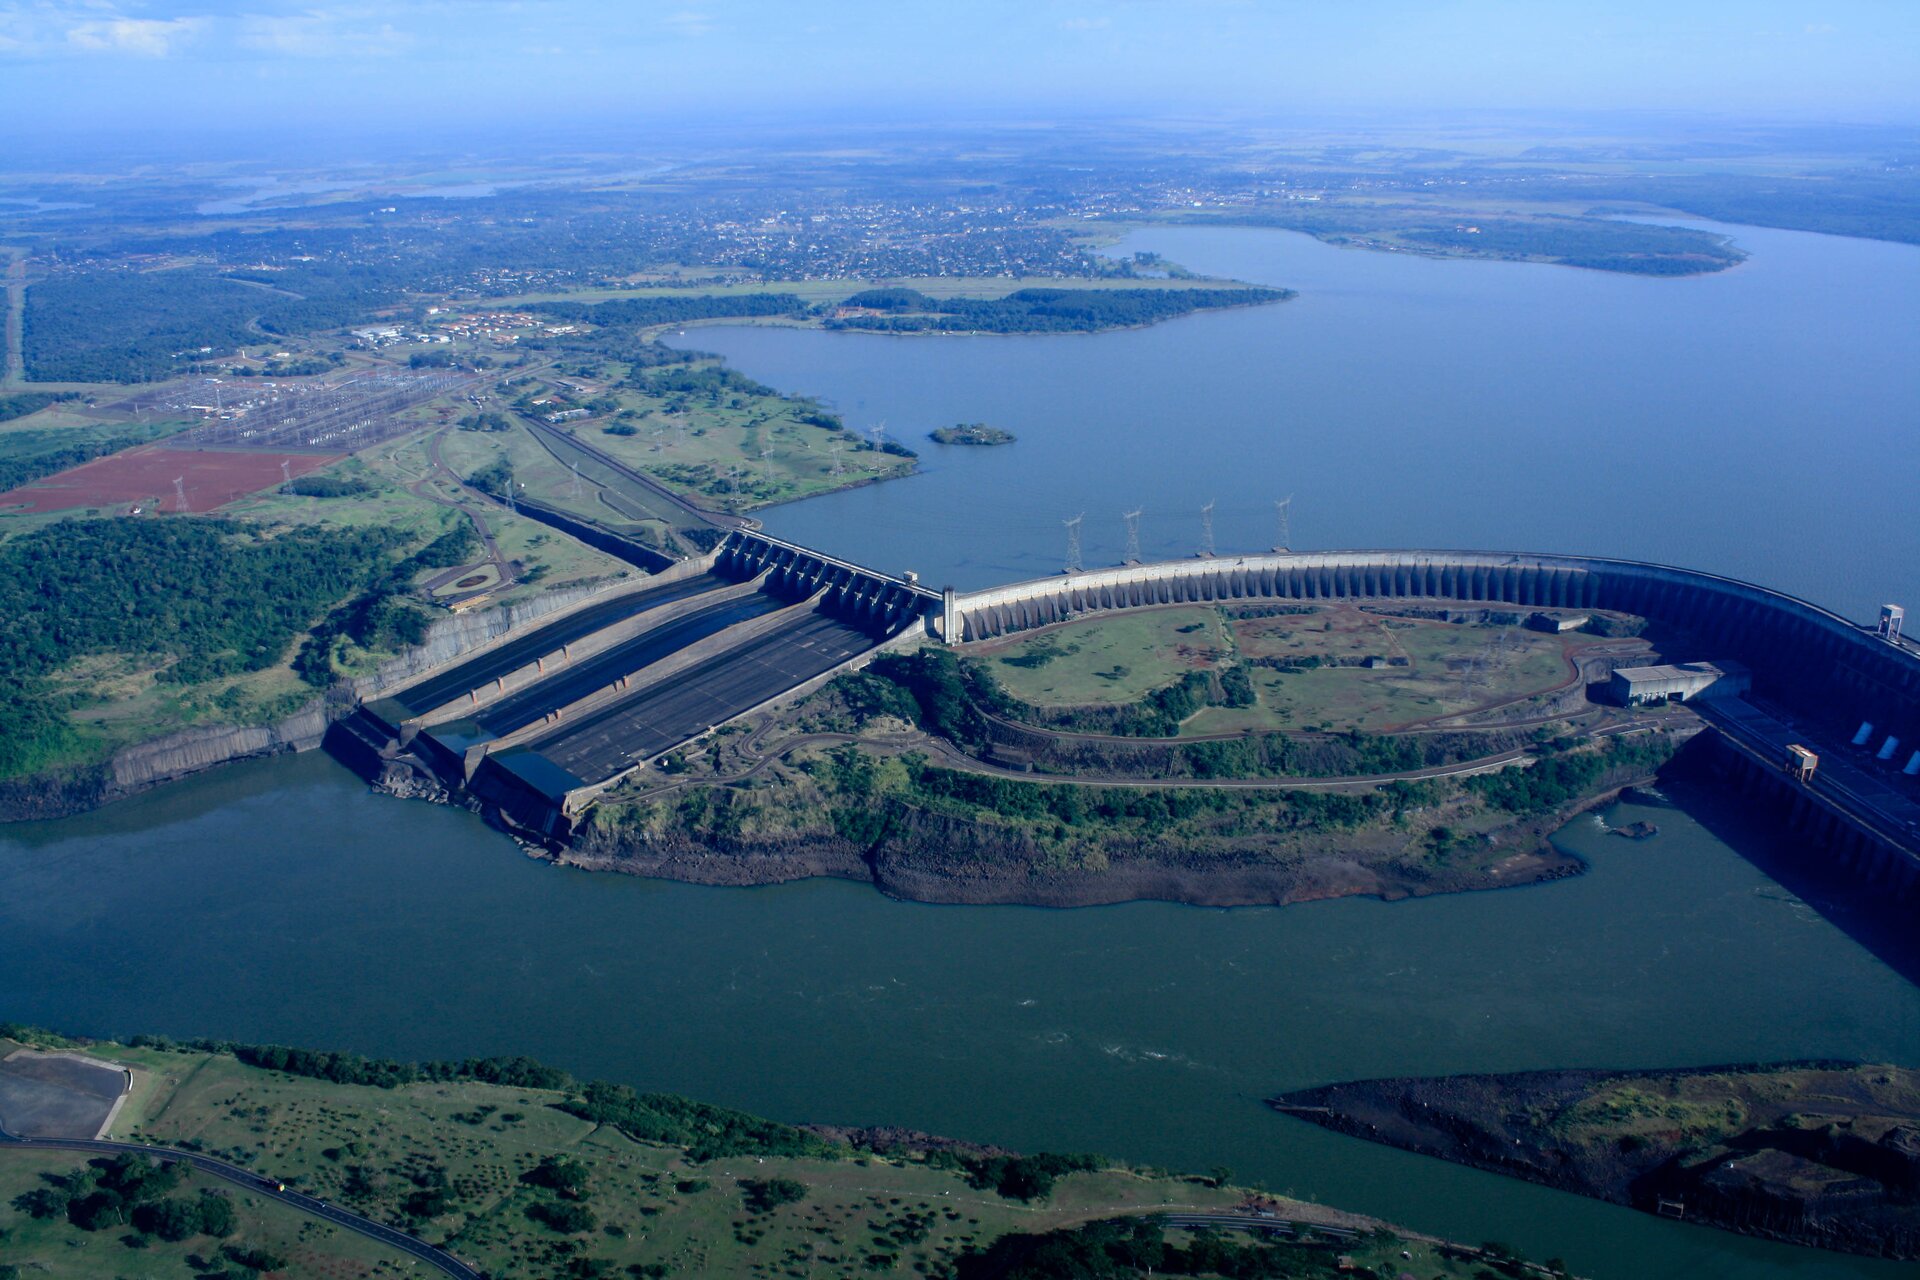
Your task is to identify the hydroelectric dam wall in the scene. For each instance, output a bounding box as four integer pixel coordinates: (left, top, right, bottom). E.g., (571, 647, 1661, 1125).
(944, 550, 1920, 732)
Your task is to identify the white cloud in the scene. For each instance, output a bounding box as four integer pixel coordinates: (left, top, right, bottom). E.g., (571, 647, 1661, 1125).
(65, 16, 205, 57)
(661, 9, 714, 38)
(1060, 16, 1111, 31)
(239, 12, 414, 57)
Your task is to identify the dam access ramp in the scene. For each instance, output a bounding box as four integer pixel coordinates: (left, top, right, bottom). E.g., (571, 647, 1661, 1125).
(340, 528, 939, 838)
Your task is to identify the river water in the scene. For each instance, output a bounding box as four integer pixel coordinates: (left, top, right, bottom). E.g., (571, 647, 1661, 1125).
(9, 222, 1920, 1278)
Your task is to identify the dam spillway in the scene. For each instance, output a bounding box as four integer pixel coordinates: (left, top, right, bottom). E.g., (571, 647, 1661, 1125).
(343, 540, 1920, 877)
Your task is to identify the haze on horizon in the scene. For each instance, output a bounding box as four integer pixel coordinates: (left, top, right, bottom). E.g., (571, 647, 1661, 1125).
(0, 0, 1917, 148)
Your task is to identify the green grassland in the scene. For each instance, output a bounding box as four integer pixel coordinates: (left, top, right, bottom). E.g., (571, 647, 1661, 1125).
(0, 1035, 1454, 1280)
(441, 361, 915, 517)
(968, 604, 1576, 736)
(981, 607, 1229, 705)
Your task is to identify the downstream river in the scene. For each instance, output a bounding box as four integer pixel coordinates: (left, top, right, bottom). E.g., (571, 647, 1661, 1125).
(9, 222, 1920, 1279)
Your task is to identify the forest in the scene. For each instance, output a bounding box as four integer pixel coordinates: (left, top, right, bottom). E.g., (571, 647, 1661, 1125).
(23, 269, 269, 382)
(0, 517, 411, 776)
(823, 286, 1291, 333)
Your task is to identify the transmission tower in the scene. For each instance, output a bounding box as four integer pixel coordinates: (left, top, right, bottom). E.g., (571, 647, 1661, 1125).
(1063, 514, 1085, 574)
(570, 459, 583, 499)
(1273, 495, 1293, 552)
(1199, 500, 1216, 558)
(1122, 508, 1143, 565)
(172, 476, 187, 512)
(280, 459, 292, 486)
(829, 440, 845, 475)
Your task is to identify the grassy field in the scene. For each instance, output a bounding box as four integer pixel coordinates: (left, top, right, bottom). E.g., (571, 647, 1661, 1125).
(1196, 606, 1572, 734)
(977, 607, 1228, 705)
(0, 1036, 1457, 1280)
(967, 604, 1578, 735)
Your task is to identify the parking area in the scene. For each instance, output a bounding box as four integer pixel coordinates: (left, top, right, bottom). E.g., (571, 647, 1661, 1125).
(0, 1050, 132, 1139)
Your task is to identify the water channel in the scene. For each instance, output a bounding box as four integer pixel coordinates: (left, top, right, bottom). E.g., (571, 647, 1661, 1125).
(9, 220, 1920, 1278)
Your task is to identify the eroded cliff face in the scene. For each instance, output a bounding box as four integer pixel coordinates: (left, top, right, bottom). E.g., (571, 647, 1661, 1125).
(1, 580, 623, 823)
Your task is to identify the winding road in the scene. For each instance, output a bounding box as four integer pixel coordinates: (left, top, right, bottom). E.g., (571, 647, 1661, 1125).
(0, 1127, 484, 1279)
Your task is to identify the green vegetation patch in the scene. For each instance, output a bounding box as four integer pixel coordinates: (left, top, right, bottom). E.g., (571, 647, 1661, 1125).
(980, 607, 1229, 706)
(23, 269, 267, 382)
(930, 422, 1016, 445)
(0, 514, 464, 777)
(531, 292, 809, 327)
(826, 285, 1292, 333)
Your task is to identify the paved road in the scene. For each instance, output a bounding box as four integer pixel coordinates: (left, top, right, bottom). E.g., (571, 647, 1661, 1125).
(2, 248, 23, 388)
(0, 1128, 483, 1279)
(524, 417, 752, 530)
(528, 611, 876, 779)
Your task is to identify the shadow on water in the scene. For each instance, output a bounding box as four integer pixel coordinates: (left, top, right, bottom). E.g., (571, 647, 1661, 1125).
(1642, 764, 1920, 990)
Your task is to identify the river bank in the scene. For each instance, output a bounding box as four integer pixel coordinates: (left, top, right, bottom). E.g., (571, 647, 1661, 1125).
(1272, 1062, 1920, 1259)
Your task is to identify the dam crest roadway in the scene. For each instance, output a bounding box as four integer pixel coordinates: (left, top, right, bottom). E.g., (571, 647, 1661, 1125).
(333, 535, 1920, 892)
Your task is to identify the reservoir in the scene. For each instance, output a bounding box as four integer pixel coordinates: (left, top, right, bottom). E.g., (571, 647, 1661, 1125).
(9, 221, 1920, 1278)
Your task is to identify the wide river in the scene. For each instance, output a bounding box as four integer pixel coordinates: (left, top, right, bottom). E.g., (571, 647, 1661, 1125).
(9, 223, 1920, 1279)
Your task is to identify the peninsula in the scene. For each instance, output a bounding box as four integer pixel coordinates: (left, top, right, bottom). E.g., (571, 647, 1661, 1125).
(1272, 1062, 1920, 1259)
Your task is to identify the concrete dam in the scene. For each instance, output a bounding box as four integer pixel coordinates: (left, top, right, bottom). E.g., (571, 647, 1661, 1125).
(337, 540, 1920, 887)
(334, 529, 937, 836)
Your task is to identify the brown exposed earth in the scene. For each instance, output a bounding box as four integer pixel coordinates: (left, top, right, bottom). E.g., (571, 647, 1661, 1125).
(0, 445, 339, 513)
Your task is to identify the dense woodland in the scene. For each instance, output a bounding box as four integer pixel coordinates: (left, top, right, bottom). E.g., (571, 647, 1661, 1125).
(22, 269, 270, 381)
(827, 286, 1292, 332)
(0, 518, 431, 776)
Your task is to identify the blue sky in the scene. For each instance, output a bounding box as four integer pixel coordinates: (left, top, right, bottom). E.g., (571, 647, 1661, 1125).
(1, 1, 1916, 136)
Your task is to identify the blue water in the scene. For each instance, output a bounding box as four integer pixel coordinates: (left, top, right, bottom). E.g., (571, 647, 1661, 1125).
(679, 221, 1920, 623)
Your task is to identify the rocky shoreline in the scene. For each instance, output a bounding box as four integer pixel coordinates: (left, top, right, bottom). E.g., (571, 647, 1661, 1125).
(1272, 1062, 1920, 1259)
(549, 792, 1606, 910)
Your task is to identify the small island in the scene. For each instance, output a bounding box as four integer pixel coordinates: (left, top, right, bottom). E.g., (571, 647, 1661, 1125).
(1272, 1062, 1920, 1259)
(930, 423, 1016, 446)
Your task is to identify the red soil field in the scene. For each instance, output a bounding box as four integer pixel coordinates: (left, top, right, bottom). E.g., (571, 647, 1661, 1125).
(0, 447, 341, 515)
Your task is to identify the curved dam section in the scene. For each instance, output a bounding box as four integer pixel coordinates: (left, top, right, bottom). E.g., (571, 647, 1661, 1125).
(945, 550, 1920, 739)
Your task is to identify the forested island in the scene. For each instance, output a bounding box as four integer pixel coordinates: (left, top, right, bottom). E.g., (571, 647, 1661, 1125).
(0, 1025, 1537, 1279)
(930, 423, 1015, 446)
(1274, 1062, 1920, 1258)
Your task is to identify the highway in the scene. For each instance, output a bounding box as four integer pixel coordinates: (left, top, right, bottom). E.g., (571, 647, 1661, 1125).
(471, 591, 785, 735)
(388, 573, 729, 717)
(0, 1128, 483, 1279)
(526, 611, 877, 780)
